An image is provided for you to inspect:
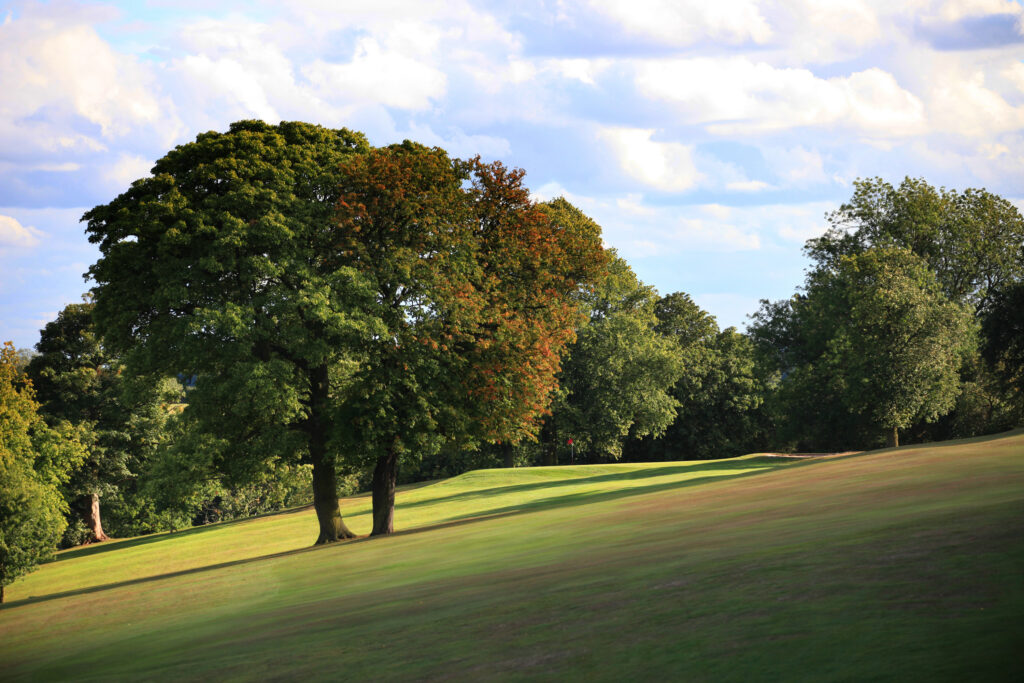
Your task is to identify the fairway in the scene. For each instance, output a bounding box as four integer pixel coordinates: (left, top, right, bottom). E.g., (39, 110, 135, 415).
(3, 434, 1023, 681)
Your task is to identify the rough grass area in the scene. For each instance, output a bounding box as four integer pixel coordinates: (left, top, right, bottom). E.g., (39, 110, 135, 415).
(2, 435, 1023, 681)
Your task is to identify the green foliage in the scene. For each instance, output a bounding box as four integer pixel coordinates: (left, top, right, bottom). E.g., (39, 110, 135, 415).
(632, 294, 767, 460)
(753, 247, 973, 449)
(754, 178, 1019, 449)
(808, 177, 1024, 310)
(829, 247, 974, 440)
(85, 121, 373, 541)
(0, 342, 73, 598)
(544, 253, 684, 461)
(983, 281, 1024, 404)
(27, 302, 183, 543)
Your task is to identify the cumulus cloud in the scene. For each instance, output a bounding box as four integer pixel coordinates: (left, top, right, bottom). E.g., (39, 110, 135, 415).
(0, 215, 44, 248)
(599, 127, 702, 192)
(588, 0, 773, 45)
(0, 3, 180, 158)
(303, 38, 447, 111)
(634, 58, 926, 137)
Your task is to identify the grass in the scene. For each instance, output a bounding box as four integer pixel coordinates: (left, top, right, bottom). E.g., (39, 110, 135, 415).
(2, 434, 1023, 681)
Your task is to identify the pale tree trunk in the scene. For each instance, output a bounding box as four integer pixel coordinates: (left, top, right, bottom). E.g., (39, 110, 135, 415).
(888, 426, 899, 448)
(84, 493, 109, 543)
(308, 364, 355, 545)
(1, 583, 5, 604)
(370, 440, 399, 536)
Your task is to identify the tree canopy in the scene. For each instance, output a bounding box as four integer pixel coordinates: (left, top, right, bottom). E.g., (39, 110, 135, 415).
(330, 145, 606, 534)
(807, 177, 1024, 311)
(85, 122, 605, 541)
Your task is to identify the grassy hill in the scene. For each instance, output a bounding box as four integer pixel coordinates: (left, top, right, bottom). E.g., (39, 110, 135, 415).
(2, 433, 1023, 681)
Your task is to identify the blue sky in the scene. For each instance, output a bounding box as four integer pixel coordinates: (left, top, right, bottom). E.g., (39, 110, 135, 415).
(2, 0, 1024, 349)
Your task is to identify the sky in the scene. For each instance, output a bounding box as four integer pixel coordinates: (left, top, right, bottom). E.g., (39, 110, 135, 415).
(2, 0, 1024, 350)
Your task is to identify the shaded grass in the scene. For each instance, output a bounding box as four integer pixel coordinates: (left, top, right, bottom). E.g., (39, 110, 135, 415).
(2, 433, 1023, 681)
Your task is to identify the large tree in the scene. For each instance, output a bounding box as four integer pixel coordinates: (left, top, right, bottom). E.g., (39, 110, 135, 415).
(85, 123, 604, 542)
(331, 148, 606, 534)
(85, 120, 372, 544)
(753, 248, 973, 449)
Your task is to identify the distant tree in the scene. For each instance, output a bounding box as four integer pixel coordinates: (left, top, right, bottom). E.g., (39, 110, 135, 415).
(631, 294, 766, 460)
(85, 120, 372, 544)
(27, 302, 181, 544)
(982, 282, 1024, 413)
(653, 291, 717, 346)
(542, 254, 684, 462)
(0, 342, 83, 602)
(332, 151, 606, 534)
(807, 177, 1024, 311)
(831, 248, 973, 446)
(753, 178, 1019, 450)
(763, 248, 974, 449)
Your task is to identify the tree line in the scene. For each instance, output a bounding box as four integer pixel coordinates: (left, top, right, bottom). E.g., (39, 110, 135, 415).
(3, 122, 1023, 600)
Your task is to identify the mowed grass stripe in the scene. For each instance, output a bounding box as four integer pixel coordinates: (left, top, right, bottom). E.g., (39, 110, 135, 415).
(5, 456, 788, 602)
(2, 432, 1023, 680)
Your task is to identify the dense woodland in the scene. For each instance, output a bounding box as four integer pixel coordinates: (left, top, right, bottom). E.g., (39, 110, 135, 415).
(3, 121, 1023, 599)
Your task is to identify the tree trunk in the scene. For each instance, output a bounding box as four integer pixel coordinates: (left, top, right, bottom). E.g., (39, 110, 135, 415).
(84, 493, 109, 543)
(308, 364, 355, 545)
(1, 584, 5, 604)
(888, 426, 899, 448)
(502, 442, 514, 468)
(370, 441, 399, 536)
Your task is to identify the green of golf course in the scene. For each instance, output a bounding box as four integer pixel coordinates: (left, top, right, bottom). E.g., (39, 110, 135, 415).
(3, 431, 1023, 681)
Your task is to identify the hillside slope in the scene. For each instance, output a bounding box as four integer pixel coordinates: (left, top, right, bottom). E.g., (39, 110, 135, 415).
(2, 434, 1022, 681)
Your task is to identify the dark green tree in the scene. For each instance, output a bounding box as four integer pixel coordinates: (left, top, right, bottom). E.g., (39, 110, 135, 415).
(85, 120, 372, 544)
(807, 177, 1024, 311)
(753, 248, 972, 449)
(982, 281, 1024, 417)
(631, 293, 766, 460)
(27, 301, 183, 543)
(541, 253, 684, 463)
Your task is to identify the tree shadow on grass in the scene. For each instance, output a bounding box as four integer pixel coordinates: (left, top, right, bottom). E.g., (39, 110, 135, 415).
(6, 459, 805, 609)
(51, 479, 440, 564)
(400, 457, 790, 512)
(52, 503, 317, 564)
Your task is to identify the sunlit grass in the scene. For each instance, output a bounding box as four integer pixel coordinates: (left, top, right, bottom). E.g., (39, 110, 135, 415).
(2, 434, 1022, 681)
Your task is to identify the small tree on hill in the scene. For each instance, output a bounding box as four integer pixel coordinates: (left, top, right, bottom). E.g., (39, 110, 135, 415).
(0, 342, 82, 602)
(27, 301, 182, 544)
(812, 247, 973, 447)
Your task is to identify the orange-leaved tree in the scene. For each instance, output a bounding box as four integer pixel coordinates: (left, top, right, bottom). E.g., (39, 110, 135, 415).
(332, 143, 607, 535)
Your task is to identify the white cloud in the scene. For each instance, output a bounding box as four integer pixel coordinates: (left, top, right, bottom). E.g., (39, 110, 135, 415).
(764, 145, 828, 186)
(102, 154, 153, 191)
(929, 70, 1024, 137)
(303, 38, 448, 111)
(936, 0, 1023, 21)
(772, 0, 883, 63)
(0, 4, 179, 156)
(635, 58, 925, 137)
(726, 180, 773, 192)
(588, 0, 772, 45)
(599, 127, 702, 191)
(0, 215, 44, 248)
